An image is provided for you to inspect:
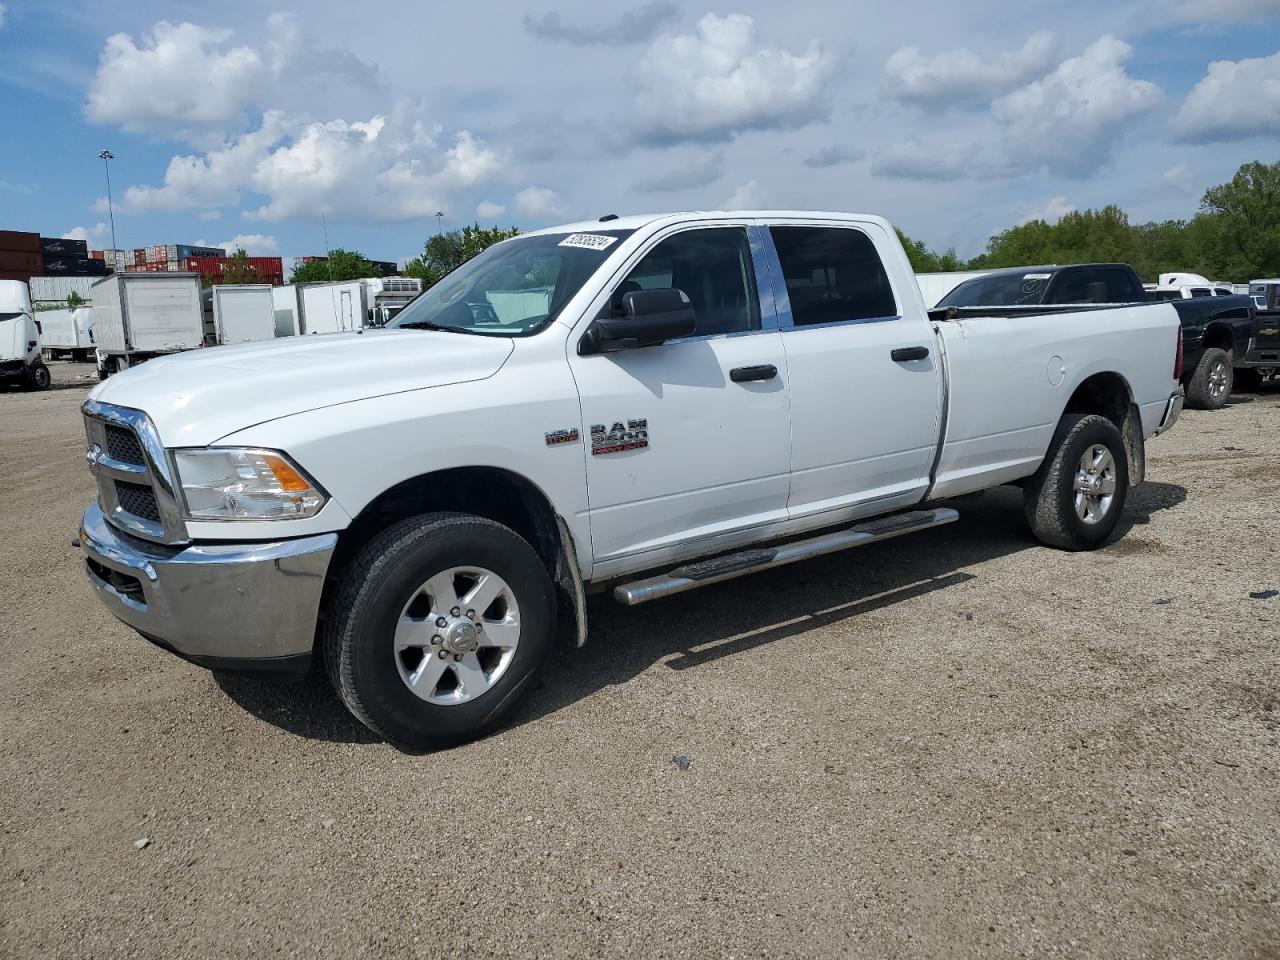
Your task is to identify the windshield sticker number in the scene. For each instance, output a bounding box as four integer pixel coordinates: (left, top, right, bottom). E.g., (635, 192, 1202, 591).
(559, 234, 619, 251)
(1023, 273, 1051, 280)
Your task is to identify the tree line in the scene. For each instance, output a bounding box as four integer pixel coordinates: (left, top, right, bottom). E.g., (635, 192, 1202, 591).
(899, 159, 1280, 282)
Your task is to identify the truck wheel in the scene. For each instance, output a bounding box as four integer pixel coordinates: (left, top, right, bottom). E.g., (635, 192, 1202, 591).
(323, 513, 555, 750)
(1233, 368, 1262, 392)
(27, 363, 51, 391)
(1024, 413, 1129, 551)
(1185, 347, 1232, 409)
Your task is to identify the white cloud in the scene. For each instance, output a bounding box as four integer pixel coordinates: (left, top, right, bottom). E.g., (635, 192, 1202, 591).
(108, 104, 506, 223)
(475, 201, 506, 219)
(724, 180, 767, 209)
(803, 145, 866, 168)
(216, 233, 279, 255)
(514, 186, 562, 219)
(1162, 163, 1194, 192)
(524, 2, 679, 46)
(85, 22, 265, 135)
(1173, 51, 1280, 144)
(632, 14, 827, 144)
(1017, 196, 1075, 225)
(992, 36, 1162, 177)
(883, 32, 1057, 110)
(871, 139, 1006, 181)
(63, 223, 110, 244)
(633, 150, 724, 192)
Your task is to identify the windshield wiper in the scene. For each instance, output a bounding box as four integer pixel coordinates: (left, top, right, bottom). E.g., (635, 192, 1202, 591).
(397, 321, 472, 334)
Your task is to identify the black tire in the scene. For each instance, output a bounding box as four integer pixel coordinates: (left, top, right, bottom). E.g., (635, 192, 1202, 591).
(1185, 347, 1232, 409)
(26, 363, 51, 391)
(323, 513, 555, 750)
(1233, 368, 1262, 392)
(1024, 413, 1129, 551)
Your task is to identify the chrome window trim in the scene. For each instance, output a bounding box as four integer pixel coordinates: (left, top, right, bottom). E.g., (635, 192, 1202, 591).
(83, 399, 190, 545)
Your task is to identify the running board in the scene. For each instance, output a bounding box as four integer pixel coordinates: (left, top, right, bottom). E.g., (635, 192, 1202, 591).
(613, 508, 960, 606)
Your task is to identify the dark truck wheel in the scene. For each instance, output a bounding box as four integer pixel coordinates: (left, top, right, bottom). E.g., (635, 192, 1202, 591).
(27, 363, 51, 391)
(1024, 413, 1129, 551)
(1185, 347, 1232, 409)
(323, 512, 555, 750)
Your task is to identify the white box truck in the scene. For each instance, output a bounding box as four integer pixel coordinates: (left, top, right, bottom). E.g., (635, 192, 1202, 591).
(38, 307, 95, 361)
(209, 285, 276, 345)
(91, 272, 204, 379)
(271, 285, 301, 337)
(297, 278, 422, 334)
(0, 280, 50, 390)
(298, 280, 367, 334)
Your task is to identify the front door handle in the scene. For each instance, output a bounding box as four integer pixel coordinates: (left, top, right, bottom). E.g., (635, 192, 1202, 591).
(891, 346, 930, 362)
(730, 364, 778, 383)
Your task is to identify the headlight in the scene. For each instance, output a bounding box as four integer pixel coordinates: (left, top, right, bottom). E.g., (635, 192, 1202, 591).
(173, 448, 327, 520)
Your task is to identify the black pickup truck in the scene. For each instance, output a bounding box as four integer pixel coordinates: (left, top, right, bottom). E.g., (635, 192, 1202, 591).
(937, 263, 1258, 409)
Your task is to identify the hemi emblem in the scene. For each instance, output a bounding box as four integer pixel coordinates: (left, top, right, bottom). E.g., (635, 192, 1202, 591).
(545, 428, 580, 446)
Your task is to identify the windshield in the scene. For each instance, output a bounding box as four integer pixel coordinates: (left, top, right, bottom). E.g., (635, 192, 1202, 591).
(938, 272, 1052, 307)
(389, 230, 634, 336)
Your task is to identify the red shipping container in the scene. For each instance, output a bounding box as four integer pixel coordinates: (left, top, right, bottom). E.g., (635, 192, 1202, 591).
(0, 230, 40, 253)
(0, 250, 43, 272)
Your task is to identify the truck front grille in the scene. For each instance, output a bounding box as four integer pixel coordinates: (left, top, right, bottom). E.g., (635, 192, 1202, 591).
(83, 400, 187, 545)
(104, 423, 145, 465)
(115, 481, 162, 522)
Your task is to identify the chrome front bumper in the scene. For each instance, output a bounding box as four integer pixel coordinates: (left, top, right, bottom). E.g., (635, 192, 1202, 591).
(1154, 390, 1184, 436)
(79, 504, 337, 672)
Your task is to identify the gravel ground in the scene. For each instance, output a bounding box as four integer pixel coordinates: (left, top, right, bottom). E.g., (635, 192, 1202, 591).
(2, 361, 1278, 959)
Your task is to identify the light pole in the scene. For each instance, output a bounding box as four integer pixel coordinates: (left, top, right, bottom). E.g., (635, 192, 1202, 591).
(98, 150, 118, 252)
(435, 211, 445, 235)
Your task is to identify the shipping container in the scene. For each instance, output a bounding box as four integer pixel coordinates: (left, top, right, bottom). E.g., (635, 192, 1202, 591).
(0, 250, 44, 273)
(369, 259, 398, 276)
(177, 244, 225, 259)
(30, 276, 98, 304)
(40, 236, 89, 257)
(91, 273, 204, 373)
(42, 256, 109, 276)
(89, 250, 104, 260)
(0, 230, 40, 253)
(208, 285, 276, 345)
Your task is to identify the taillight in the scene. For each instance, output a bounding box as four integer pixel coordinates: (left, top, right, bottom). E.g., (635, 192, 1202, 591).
(1174, 332, 1184, 380)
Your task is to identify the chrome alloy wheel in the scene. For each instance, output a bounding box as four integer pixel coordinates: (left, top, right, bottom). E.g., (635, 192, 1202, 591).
(1073, 444, 1117, 525)
(393, 566, 521, 705)
(1208, 359, 1229, 399)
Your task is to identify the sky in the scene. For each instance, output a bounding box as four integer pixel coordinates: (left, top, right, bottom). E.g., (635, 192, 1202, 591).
(0, 0, 1277, 272)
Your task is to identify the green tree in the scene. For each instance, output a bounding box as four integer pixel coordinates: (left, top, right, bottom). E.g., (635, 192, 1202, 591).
(1199, 159, 1280, 279)
(66, 290, 87, 308)
(291, 248, 381, 284)
(895, 228, 942, 272)
(403, 224, 521, 288)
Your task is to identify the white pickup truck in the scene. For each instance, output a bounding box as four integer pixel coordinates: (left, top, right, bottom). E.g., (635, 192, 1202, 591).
(78, 212, 1185, 748)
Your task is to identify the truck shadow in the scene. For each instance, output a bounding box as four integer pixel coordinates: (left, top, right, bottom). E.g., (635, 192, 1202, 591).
(213, 481, 1186, 746)
(510, 481, 1187, 732)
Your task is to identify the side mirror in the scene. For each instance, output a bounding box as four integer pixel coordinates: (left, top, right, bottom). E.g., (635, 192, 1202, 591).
(579, 288, 696, 354)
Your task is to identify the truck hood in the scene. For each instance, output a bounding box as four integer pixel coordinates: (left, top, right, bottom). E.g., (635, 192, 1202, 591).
(88, 329, 515, 445)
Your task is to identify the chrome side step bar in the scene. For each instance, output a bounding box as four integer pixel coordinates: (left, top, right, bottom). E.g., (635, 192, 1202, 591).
(613, 508, 960, 606)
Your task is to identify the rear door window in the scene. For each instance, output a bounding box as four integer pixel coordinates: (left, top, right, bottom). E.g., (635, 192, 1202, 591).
(769, 226, 897, 325)
(1189, 287, 1212, 298)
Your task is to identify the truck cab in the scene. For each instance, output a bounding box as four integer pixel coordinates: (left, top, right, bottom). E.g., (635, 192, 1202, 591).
(0, 280, 51, 390)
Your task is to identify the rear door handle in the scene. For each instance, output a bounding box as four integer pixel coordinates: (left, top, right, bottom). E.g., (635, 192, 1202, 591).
(730, 364, 778, 383)
(891, 346, 930, 362)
